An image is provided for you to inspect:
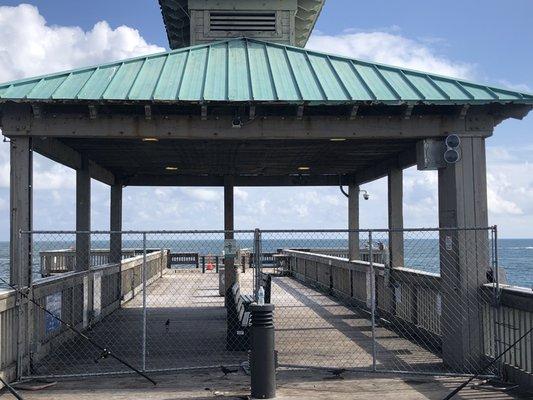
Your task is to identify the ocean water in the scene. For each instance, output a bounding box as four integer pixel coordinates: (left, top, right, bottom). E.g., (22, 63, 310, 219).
(0, 239, 531, 289)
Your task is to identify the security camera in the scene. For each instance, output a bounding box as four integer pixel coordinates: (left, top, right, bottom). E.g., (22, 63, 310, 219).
(361, 190, 370, 200)
(232, 116, 242, 128)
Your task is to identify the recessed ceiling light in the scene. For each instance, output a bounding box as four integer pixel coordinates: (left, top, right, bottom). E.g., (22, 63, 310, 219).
(142, 137, 159, 142)
(165, 166, 178, 171)
(298, 166, 311, 171)
(330, 138, 346, 142)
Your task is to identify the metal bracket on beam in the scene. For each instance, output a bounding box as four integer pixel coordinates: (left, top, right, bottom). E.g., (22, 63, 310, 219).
(459, 104, 470, 120)
(88, 105, 98, 120)
(144, 105, 152, 120)
(201, 105, 208, 121)
(32, 105, 42, 119)
(404, 104, 414, 120)
(249, 105, 256, 120)
(349, 105, 359, 120)
(297, 105, 304, 120)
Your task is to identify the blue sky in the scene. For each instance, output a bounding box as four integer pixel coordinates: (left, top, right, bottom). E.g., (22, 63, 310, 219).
(0, 1, 532, 238)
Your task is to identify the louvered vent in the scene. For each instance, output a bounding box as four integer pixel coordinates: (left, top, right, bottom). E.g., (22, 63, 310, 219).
(209, 11, 277, 32)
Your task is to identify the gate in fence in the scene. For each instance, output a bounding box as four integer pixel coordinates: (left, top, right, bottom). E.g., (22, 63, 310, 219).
(9, 227, 501, 378)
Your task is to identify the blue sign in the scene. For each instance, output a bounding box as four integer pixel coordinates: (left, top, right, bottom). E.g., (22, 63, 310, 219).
(45, 292, 62, 334)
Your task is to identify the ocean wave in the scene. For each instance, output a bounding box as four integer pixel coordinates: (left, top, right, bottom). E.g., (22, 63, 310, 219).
(508, 247, 533, 250)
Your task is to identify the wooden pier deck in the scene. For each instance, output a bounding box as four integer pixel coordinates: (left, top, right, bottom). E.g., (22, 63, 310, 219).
(32, 268, 443, 377)
(15, 369, 530, 400)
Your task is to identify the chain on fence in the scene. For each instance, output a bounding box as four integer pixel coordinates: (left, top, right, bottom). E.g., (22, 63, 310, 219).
(12, 227, 500, 378)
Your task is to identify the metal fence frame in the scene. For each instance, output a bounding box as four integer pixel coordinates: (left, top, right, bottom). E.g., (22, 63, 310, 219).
(8, 226, 502, 379)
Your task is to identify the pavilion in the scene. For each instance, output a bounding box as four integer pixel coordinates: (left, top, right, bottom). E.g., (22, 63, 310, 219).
(1, 0, 533, 382)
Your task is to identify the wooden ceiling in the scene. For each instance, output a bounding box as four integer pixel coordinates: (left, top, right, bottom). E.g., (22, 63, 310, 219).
(58, 137, 417, 185)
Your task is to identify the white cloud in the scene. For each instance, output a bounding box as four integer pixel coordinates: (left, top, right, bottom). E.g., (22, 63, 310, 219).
(181, 188, 221, 203)
(307, 31, 473, 79)
(0, 6, 532, 238)
(0, 4, 164, 83)
(497, 80, 532, 94)
(234, 188, 249, 201)
(0, 5, 165, 237)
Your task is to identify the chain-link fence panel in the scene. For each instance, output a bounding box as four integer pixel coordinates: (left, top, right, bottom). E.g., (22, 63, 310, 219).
(260, 228, 498, 375)
(17, 227, 500, 378)
(21, 230, 259, 377)
(370, 227, 498, 375)
(24, 231, 146, 377)
(259, 230, 377, 371)
(143, 231, 256, 372)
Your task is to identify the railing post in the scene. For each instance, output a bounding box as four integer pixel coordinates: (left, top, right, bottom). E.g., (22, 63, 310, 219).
(142, 232, 147, 372)
(369, 231, 377, 372)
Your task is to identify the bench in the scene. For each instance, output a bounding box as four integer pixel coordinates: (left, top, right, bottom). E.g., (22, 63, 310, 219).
(259, 272, 272, 304)
(168, 252, 199, 269)
(226, 283, 254, 351)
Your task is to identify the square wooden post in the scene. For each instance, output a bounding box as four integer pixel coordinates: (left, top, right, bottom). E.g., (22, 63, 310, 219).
(10, 137, 32, 287)
(438, 136, 489, 371)
(224, 177, 236, 295)
(76, 155, 91, 271)
(110, 182, 123, 302)
(348, 184, 360, 261)
(110, 182, 123, 264)
(388, 167, 404, 268)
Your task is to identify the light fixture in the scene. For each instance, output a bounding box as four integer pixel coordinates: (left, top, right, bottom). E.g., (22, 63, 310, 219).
(298, 166, 310, 171)
(329, 138, 346, 142)
(142, 137, 159, 142)
(165, 166, 178, 171)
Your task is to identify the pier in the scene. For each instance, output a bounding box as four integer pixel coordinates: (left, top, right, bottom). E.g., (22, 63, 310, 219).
(0, 0, 533, 398)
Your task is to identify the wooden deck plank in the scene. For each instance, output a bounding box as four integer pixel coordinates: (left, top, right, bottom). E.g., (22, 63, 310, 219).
(32, 269, 443, 376)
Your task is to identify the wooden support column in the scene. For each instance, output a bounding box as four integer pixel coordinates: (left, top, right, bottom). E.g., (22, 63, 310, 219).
(224, 177, 236, 299)
(10, 137, 32, 287)
(438, 136, 489, 371)
(388, 167, 404, 268)
(76, 155, 91, 271)
(348, 185, 360, 261)
(109, 182, 123, 264)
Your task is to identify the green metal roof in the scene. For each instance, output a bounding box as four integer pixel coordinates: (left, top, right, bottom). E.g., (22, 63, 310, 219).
(1, 37, 532, 105)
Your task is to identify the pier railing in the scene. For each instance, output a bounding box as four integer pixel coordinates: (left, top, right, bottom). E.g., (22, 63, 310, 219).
(39, 248, 158, 276)
(482, 284, 533, 388)
(2, 227, 532, 389)
(0, 249, 168, 380)
(283, 250, 442, 344)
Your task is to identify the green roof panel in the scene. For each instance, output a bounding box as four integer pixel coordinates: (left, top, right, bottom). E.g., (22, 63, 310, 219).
(52, 70, 94, 99)
(128, 56, 167, 100)
(228, 40, 251, 101)
(153, 52, 187, 100)
(0, 37, 532, 106)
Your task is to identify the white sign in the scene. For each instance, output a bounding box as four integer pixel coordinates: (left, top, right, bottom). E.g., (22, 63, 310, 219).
(394, 285, 402, 303)
(224, 239, 238, 257)
(93, 271, 102, 319)
(445, 236, 453, 251)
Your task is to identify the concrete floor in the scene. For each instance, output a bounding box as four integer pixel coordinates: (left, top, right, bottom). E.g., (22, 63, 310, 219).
(10, 368, 533, 400)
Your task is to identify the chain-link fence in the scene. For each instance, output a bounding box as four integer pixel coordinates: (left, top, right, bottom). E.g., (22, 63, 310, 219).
(13, 227, 499, 378)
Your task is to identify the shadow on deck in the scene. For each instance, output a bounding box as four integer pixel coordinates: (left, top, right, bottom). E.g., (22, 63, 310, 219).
(32, 269, 443, 377)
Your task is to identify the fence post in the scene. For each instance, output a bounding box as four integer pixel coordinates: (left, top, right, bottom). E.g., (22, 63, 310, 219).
(369, 231, 377, 372)
(253, 229, 263, 299)
(492, 226, 502, 377)
(142, 232, 147, 372)
(16, 232, 25, 380)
